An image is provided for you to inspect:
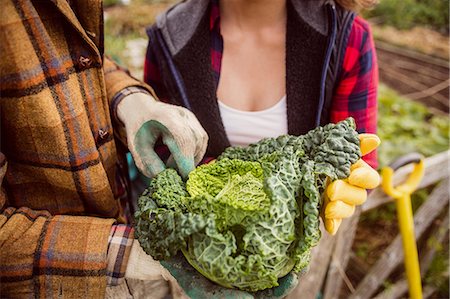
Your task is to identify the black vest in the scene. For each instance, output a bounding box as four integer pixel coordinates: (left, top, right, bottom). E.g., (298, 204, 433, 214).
(147, 1, 355, 157)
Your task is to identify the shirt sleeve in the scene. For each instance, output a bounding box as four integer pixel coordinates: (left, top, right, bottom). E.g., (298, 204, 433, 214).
(106, 224, 135, 286)
(143, 40, 170, 102)
(330, 16, 379, 169)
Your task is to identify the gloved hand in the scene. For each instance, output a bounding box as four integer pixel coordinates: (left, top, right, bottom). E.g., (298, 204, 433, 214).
(125, 241, 298, 299)
(123, 240, 188, 299)
(322, 134, 381, 235)
(117, 93, 208, 178)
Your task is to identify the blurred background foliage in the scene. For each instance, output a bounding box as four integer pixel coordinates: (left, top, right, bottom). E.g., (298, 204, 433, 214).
(377, 84, 449, 167)
(104, 0, 172, 65)
(364, 0, 449, 33)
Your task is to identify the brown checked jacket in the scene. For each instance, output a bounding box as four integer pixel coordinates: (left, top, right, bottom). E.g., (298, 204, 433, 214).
(0, 0, 155, 297)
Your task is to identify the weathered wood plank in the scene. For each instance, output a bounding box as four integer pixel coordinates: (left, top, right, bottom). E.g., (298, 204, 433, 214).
(373, 280, 409, 299)
(375, 40, 450, 68)
(363, 150, 449, 212)
(287, 224, 336, 299)
(349, 182, 449, 299)
(373, 214, 449, 299)
(423, 285, 438, 299)
(418, 214, 449, 277)
(322, 208, 362, 299)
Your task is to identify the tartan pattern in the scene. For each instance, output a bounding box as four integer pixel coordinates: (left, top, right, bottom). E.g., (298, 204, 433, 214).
(106, 224, 135, 286)
(33, 215, 114, 298)
(0, 0, 153, 297)
(330, 16, 378, 168)
(144, 2, 378, 168)
(0, 207, 114, 298)
(143, 44, 169, 103)
(0, 207, 50, 298)
(210, 0, 222, 87)
(3, 0, 114, 216)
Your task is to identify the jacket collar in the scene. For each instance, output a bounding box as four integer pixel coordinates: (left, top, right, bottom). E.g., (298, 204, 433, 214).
(49, 0, 102, 56)
(157, 0, 331, 56)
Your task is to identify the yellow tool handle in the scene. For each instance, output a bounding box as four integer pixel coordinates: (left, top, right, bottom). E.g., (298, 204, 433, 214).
(396, 194, 423, 299)
(382, 153, 425, 299)
(382, 153, 424, 198)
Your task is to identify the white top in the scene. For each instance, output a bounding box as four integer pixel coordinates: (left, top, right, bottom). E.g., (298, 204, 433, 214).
(218, 96, 288, 147)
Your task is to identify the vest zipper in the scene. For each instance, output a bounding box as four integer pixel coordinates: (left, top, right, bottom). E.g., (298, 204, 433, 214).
(315, 3, 337, 127)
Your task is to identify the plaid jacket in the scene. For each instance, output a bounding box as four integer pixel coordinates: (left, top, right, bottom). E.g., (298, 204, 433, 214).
(145, 0, 378, 168)
(0, 0, 154, 297)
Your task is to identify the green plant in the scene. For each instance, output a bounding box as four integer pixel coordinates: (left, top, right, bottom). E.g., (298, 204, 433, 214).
(355, 242, 370, 259)
(103, 0, 122, 7)
(103, 1, 173, 64)
(425, 242, 449, 296)
(364, 0, 449, 33)
(377, 84, 450, 168)
(135, 119, 361, 292)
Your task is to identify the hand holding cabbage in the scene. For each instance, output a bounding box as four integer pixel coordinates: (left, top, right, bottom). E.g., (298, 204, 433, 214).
(135, 118, 379, 294)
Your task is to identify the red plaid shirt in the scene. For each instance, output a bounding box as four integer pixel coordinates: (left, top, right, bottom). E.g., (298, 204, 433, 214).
(144, 1, 378, 168)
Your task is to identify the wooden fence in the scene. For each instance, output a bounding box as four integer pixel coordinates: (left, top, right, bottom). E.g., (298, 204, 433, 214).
(287, 150, 449, 299)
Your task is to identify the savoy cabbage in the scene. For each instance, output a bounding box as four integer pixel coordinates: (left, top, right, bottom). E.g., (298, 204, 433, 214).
(135, 118, 361, 292)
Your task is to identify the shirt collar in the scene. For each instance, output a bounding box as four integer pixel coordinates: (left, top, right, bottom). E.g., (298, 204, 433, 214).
(210, 0, 221, 33)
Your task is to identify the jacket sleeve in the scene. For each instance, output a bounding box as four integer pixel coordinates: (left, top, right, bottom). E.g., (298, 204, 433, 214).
(0, 154, 116, 298)
(103, 57, 157, 105)
(330, 16, 378, 169)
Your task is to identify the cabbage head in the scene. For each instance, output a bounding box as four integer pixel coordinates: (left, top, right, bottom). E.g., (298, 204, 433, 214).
(135, 118, 361, 292)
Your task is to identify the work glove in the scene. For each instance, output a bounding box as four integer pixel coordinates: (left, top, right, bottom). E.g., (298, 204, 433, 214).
(117, 93, 208, 178)
(123, 240, 188, 299)
(125, 240, 298, 299)
(322, 134, 381, 235)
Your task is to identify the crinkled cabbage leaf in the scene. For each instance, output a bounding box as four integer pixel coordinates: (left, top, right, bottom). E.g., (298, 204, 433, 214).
(135, 118, 361, 292)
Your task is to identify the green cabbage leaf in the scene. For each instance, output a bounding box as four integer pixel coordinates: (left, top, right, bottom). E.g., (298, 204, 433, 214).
(135, 118, 361, 292)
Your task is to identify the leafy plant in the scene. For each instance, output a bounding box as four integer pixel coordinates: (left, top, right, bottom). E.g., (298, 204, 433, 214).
(364, 0, 449, 33)
(377, 84, 450, 167)
(135, 119, 361, 292)
(104, 1, 172, 66)
(103, 0, 122, 7)
(425, 237, 449, 297)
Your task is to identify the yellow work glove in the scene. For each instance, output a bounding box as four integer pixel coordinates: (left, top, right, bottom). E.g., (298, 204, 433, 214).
(322, 134, 381, 235)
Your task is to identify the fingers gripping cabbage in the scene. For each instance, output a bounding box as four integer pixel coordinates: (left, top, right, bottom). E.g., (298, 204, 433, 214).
(135, 118, 361, 292)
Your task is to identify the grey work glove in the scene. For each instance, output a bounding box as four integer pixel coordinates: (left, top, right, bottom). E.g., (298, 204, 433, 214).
(123, 240, 188, 299)
(117, 93, 208, 178)
(125, 240, 298, 299)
